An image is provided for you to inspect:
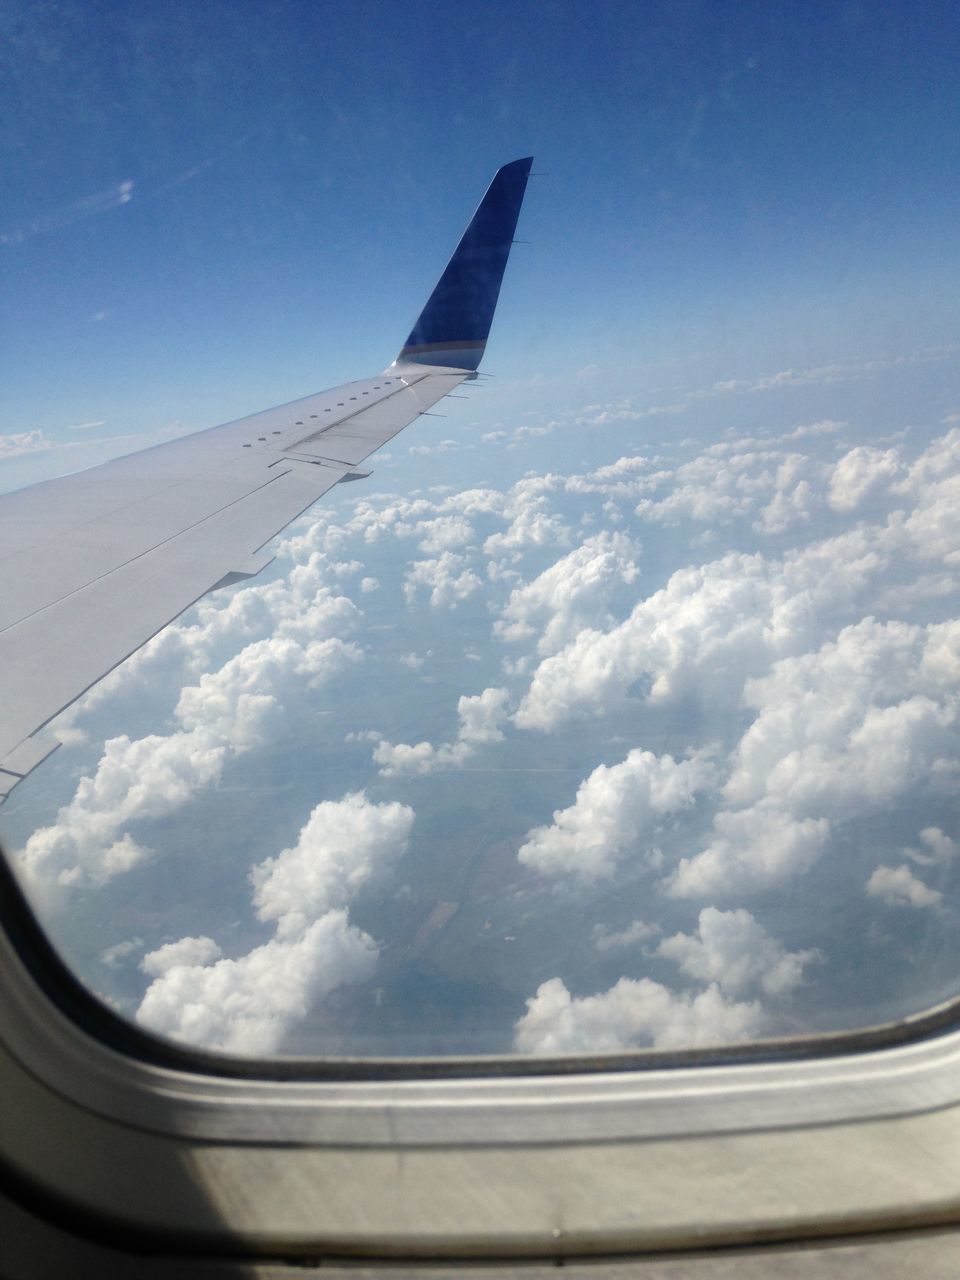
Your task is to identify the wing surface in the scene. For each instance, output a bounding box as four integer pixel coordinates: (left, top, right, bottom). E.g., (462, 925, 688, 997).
(0, 158, 532, 798)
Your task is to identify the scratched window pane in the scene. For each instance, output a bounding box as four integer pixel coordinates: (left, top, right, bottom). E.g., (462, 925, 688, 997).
(2, 4, 959, 1056)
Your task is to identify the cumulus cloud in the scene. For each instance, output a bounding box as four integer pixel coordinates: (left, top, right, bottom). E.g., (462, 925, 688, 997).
(483, 476, 570, 560)
(866, 864, 942, 909)
(827, 445, 901, 512)
(250, 792, 414, 938)
(514, 976, 763, 1053)
(18, 557, 362, 893)
(513, 494, 946, 736)
(141, 935, 223, 977)
(905, 826, 958, 867)
(668, 805, 830, 898)
(136, 792, 413, 1054)
(414, 515, 475, 553)
(657, 908, 819, 997)
(495, 532, 641, 656)
(670, 617, 960, 897)
(403, 552, 482, 608)
(514, 550, 806, 731)
(137, 910, 377, 1055)
(893, 428, 960, 566)
(374, 687, 510, 776)
(518, 749, 716, 881)
(634, 449, 783, 526)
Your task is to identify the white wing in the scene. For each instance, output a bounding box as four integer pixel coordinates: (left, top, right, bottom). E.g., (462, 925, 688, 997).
(0, 157, 533, 798)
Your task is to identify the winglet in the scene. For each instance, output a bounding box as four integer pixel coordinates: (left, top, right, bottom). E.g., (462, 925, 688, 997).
(393, 157, 533, 371)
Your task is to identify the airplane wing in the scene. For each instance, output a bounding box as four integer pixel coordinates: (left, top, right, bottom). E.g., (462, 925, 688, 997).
(0, 157, 533, 800)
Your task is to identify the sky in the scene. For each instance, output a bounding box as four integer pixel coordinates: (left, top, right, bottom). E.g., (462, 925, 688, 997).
(2, 1, 960, 1058)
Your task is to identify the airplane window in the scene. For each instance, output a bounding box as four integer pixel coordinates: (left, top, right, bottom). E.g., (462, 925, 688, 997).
(2, 3, 959, 1064)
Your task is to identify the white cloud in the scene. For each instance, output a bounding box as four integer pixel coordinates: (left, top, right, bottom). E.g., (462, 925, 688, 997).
(374, 687, 509, 776)
(100, 937, 144, 968)
(136, 792, 414, 1054)
(250, 792, 414, 939)
(657, 908, 818, 997)
(670, 617, 960, 897)
(403, 552, 482, 608)
(483, 477, 570, 560)
(137, 910, 377, 1055)
(592, 920, 660, 952)
(668, 804, 830, 898)
(18, 567, 361, 894)
(495, 532, 641, 656)
(514, 551, 804, 731)
(513, 976, 763, 1053)
(635, 450, 781, 526)
(414, 515, 475, 553)
(518, 749, 716, 881)
(0, 429, 120, 458)
(905, 826, 958, 867)
(866, 864, 941, 909)
(408, 438, 464, 456)
(141, 935, 223, 977)
(827, 445, 901, 512)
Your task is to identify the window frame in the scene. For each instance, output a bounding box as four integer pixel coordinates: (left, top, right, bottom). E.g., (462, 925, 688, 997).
(5, 847, 960, 1259)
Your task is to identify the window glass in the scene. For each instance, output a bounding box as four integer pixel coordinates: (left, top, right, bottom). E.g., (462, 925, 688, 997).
(2, 2, 959, 1057)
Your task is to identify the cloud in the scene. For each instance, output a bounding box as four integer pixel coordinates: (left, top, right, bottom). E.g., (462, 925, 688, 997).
(866, 864, 941, 909)
(250, 792, 414, 938)
(827, 445, 901, 512)
(635, 450, 783, 526)
(403, 552, 482, 608)
(374, 687, 509, 776)
(495, 531, 641, 656)
(137, 792, 414, 1054)
(141, 935, 223, 977)
(100, 937, 144, 968)
(670, 617, 960, 897)
(668, 805, 830, 898)
(518, 749, 716, 881)
(514, 976, 763, 1053)
(892, 428, 960, 566)
(408, 438, 465, 456)
(1, 179, 134, 246)
(657, 908, 819, 997)
(19, 555, 362, 893)
(514, 496, 932, 736)
(483, 477, 571, 560)
(514, 550, 802, 731)
(592, 920, 660, 952)
(0, 429, 129, 458)
(905, 826, 958, 867)
(414, 515, 475, 553)
(137, 910, 377, 1055)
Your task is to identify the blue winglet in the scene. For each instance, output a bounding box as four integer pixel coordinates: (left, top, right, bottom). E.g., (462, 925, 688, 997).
(394, 157, 533, 371)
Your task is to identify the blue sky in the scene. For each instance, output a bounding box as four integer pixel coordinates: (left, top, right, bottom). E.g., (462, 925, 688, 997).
(3, 0, 959, 491)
